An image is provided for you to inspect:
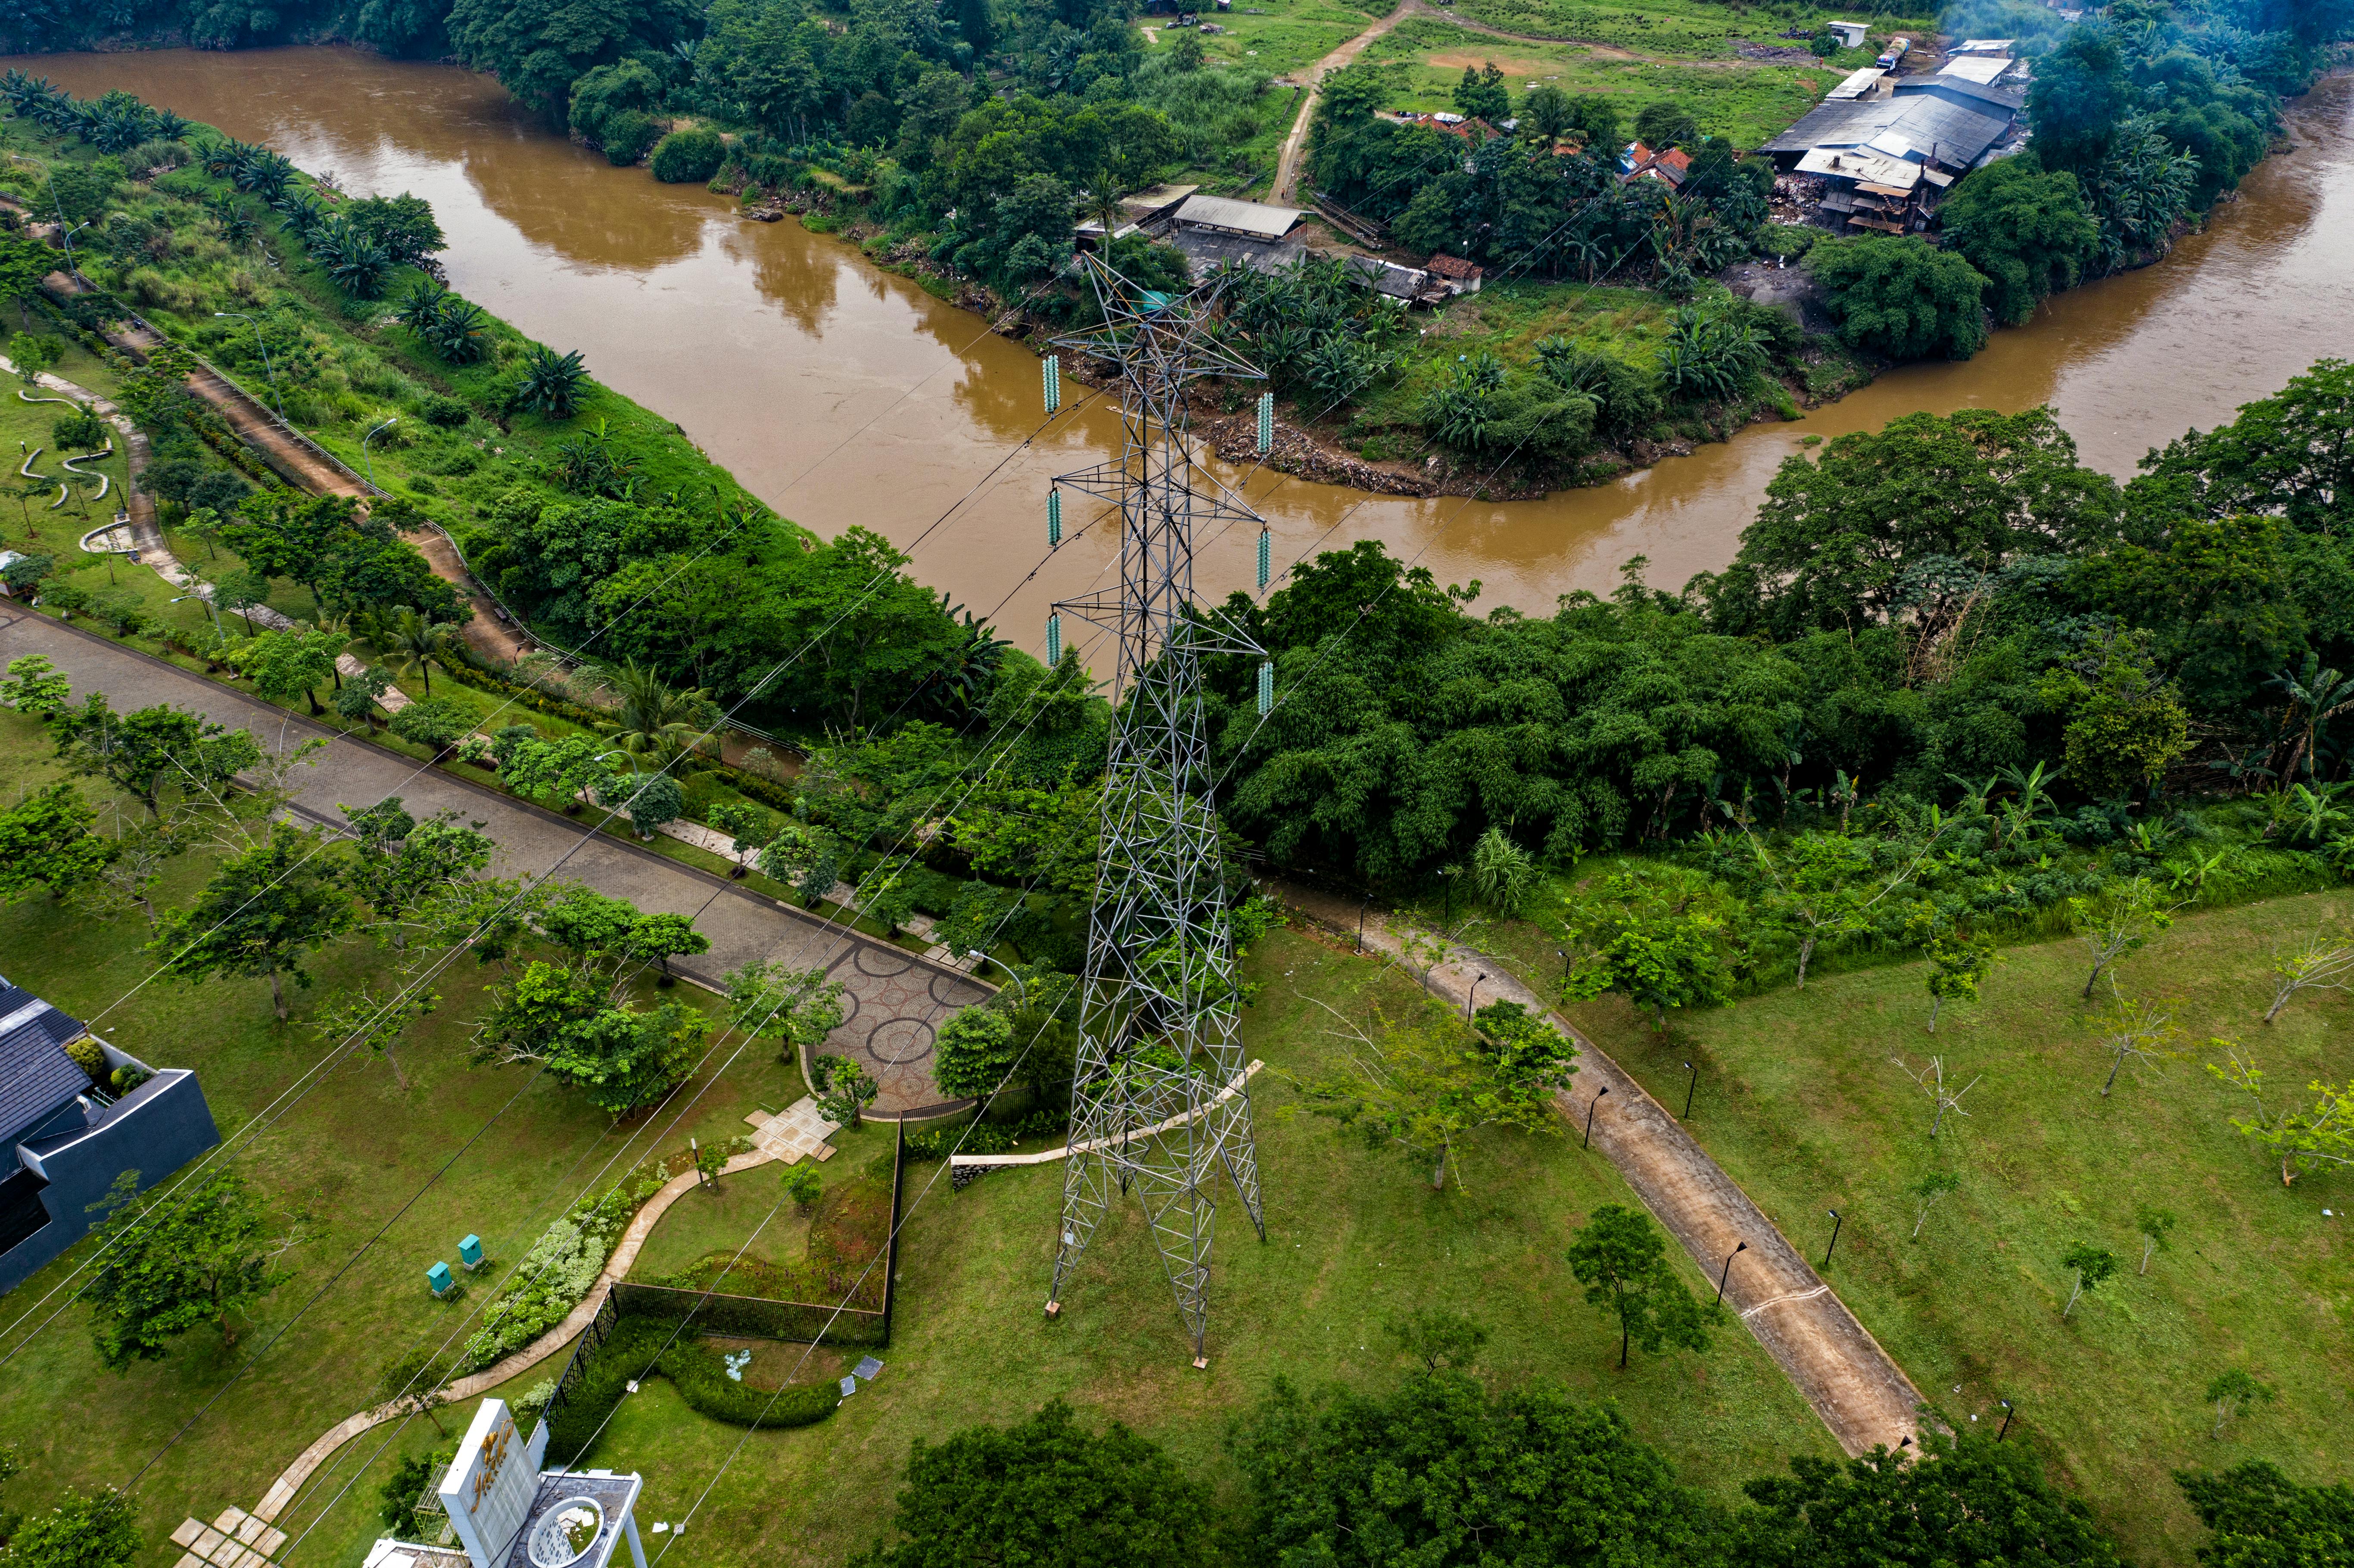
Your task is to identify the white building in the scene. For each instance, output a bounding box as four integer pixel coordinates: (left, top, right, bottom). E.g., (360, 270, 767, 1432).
(364, 1400, 648, 1568)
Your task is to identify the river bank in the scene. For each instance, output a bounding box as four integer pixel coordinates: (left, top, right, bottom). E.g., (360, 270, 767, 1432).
(14, 48, 2350, 627)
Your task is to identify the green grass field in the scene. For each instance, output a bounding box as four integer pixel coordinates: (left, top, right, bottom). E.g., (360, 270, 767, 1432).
(1450, 886, 2354, 1565)
(1451, 0, 1928, 60)
(152, 924, 1838, 1568)
(1357, 19, 1853, 148)
(0, 704, 826, 1564)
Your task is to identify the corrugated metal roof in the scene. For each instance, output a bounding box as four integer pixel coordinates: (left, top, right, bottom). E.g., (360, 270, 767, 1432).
(1171, 228, 1305, 278)
(1796, 146, 1923, 187)
(1173, 194, 1304, 240)
(1895, 76, 2025, 111)
(0, 981, 88, 1146)
(1766, 82, 2016, 165)
(1826, 66, 1887, 100)
(1937, 55, 2014, 83)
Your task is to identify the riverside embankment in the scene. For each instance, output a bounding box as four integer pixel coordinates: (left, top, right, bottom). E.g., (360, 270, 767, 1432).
(16, 49, 2354, 628)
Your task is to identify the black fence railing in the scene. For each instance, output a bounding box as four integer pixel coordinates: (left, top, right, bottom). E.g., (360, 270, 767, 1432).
(536, 1285, 620, 1435)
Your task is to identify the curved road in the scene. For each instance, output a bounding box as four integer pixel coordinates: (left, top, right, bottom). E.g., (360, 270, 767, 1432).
(1272, 877, 1927, 1458)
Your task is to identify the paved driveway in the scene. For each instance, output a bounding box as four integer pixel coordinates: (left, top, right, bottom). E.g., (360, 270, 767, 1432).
(0, 610, 988, 1115)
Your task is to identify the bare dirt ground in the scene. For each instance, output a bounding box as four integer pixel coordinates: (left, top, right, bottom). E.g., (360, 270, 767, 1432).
(1268, 876, 1931, 1457)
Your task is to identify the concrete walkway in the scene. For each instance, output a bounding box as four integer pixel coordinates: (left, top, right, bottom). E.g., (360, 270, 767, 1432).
(1267, 878, 1927, 1458)
(0, 610, 990, 1115)
(249, 1142, 782, 1527)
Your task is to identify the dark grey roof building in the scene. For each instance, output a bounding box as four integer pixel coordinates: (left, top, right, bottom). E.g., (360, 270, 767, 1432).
(0, 975, 219, 1294)
(1761, 77, 2023, 168)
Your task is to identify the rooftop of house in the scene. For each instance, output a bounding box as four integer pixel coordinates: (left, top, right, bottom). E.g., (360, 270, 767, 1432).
(1425, 252, 1482, 280)
(0, 978, 90, 1147)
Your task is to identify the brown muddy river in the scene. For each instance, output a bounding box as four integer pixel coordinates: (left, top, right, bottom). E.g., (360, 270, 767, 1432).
(20, 50, 2354, 646)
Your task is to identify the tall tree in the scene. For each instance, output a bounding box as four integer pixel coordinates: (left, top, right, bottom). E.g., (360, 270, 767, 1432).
(1287, 1001, 1576, 1190)
(1938, 158, 2100, 327)
(147, 826, 357, 1020)
(50, 696, 262, 818)
(850, 1399, 1211, 1568)
(2175, 1461, 2354, 1567)
(0, 782, 111, 904)
(81, 1169, 291, 1370)
(0, 1487, 142, 1568)
(1229, 1369, 1720, 1568)
(1737, 1426, 2124, 1566)
(1564, 1204, 1720, 1369)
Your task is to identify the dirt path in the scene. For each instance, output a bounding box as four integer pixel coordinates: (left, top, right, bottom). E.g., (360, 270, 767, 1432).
(41, 266, 531, 663)
(1268, 877, 1927, 1457)
(1274, 3, 1421, 202)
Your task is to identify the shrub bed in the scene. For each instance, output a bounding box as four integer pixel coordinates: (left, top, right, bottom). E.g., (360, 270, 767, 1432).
(545, 1315, 837, 1462)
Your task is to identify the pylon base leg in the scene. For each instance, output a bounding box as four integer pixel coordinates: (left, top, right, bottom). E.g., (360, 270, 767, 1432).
(1044, 1300, 1061, 1317)
(1192, 1356, 1208, 1370)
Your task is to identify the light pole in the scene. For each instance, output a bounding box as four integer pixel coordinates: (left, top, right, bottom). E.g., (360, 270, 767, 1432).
(1714, 1241, 1747, 1306)
(362, 417, 398, 490)
(214, 312, 288, 423)
(56, 219, 90, 278)
(1582, 1085, 1610, 1149)
(1822, 1209, 1842, 1269)
(1358, 895, 1369, 953)
(1997, 1399, 2015, 1441)
(1681, 1060, 1698, 1120)
(1466, 972, 1486, 1020)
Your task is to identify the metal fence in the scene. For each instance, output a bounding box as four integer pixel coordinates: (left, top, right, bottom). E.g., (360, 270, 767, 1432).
(536, 1285, 621, 1434)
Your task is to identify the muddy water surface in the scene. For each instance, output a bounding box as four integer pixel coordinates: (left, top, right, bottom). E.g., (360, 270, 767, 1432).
(22, 50, 2354, 646)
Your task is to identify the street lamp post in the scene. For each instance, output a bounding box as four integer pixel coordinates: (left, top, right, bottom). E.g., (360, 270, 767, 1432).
(1822, 1209, 1843, 1269)
(1582, 1085, 1610, 1149)
(214, 312, 288, 423)
(1997, 1399, 2015, 1441)
(1466, 972, 1485, 1020)
(362, 417, 399, 490)
(1358, 895, 1369, 952)
(1681, 1060, 1698, 1120)
(1714, 1241, 1748, 1306)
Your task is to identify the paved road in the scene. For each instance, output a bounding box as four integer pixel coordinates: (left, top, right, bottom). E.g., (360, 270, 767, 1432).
(1272, 877, 1928, 1458)
(0, 610, 988, 1115)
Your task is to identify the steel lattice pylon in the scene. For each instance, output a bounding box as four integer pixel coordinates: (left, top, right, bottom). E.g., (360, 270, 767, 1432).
(1043, 256, 1269, 1367)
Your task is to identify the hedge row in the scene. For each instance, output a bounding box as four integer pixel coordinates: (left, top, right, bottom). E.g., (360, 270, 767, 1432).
(545, 1315, 837, 1462)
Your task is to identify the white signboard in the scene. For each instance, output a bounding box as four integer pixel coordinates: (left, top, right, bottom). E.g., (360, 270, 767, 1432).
(439, 1400, 538, 1568)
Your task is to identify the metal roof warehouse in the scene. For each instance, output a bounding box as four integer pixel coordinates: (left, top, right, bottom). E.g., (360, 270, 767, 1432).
(1761, 77, 2024, 171)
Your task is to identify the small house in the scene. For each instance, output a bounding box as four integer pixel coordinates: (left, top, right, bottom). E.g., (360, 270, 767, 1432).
(1824, 19, 1870, 47)
(1425, 252, 1483, 295)
(1169, 194, 1308, 277)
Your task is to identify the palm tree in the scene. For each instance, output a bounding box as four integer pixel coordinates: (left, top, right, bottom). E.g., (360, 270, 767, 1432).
(383, 607, 454, 696)
(587, 658, 713, 769)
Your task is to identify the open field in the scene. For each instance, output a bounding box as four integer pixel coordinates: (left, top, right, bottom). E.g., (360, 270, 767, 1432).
(1355, 19, 1853, 147)
(1451, 0, 1928, 59)
(1450, 887, 2354, 1564)
(207, 925, 1838, 1568)
(1181, 0, 1392, 77)
(0, 703, 832, 1560)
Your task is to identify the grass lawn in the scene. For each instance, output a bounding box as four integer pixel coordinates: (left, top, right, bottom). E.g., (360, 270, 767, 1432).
(1358, 21, 1853, 149)
(265, 924, 1835, 1568)
(1451, 0, 1928, 60)
(1452, 888, 2354, 1564)
(0, 706, 807, 1565)
(1186, 0, 1390, 77)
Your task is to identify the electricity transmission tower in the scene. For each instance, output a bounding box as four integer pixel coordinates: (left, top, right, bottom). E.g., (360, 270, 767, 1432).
(1042, 255, 1269, 1366)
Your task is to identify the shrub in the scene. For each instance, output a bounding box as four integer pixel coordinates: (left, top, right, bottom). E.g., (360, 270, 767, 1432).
(458, 1187, 637, 1371)
(389, 697, 472, 751)
(601, 112, 660, 166)
(66, 1036, 107, 1083)
(649, 128, 726, 185)
(420, 394, 471, 428)
(544, 1315, 837, 1461)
